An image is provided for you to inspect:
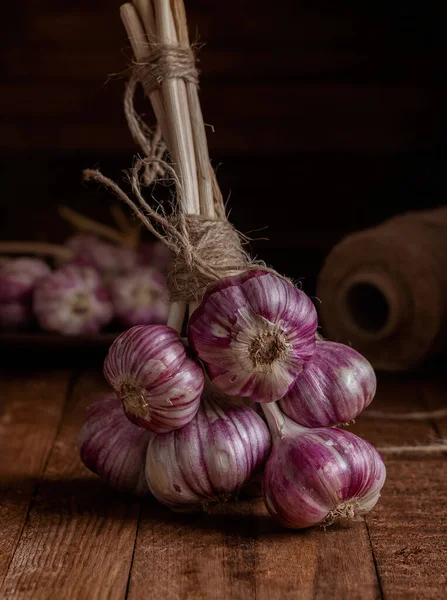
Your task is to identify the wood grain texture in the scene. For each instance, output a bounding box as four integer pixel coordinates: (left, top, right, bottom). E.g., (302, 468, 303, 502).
(354, 375, 447, 600)
(0, 370, 71, 587)
(0, 371, 139, 600)
(127, 498, 380, 600)
(0, 370, 446, 599)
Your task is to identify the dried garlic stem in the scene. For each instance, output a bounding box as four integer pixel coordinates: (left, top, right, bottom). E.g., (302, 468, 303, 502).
(0, 242, 73, 261)
(167, 301, 187, 333)
(110, 205, 141, 247)
(170, 0, 214, 218)
(121, 3, 170, 148)
(58, 205, 127, 246)
(152, 0, 200, 215)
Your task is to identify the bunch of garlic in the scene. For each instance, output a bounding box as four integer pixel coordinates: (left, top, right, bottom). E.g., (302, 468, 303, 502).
(0, 237, 169, 335)
(80, 268, 385, 529)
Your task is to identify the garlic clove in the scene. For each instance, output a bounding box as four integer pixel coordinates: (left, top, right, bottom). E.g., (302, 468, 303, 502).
(104, 324, 204, 433)
(33, 265, 113, 335)
(262, 403, 386, 529)
(145, 385, 272, 511)
(188, 270, 318, 402)
(279, 341, 377, 427)
(108, 266, 169, 327)
(0, 257, 51, 302)
(79, 394, 151, 495)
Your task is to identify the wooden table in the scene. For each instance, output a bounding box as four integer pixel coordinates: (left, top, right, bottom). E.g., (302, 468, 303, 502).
(1, 366, 446, 599)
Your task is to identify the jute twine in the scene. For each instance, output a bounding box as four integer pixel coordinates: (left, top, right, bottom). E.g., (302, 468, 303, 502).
(318, 207, 447, 371)
(86, 43, 281, 302)
(135, 44, 199, 95)
(85, 159, 257, 302)
(123, 45, 198, 186)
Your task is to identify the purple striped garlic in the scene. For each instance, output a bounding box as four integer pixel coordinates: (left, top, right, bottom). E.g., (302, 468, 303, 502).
(109, 267, 169, 327)
(145, 385, 271, 511)
(279, 341, 376, 427)
(262, 403, 386, 529)
(0, 257, 50, 302)
(104, 324, 203, 433)
(0, 300, 33, 330)
(65, 234, 137, 276)
(79, 394, 150, 495)
(33, 265, 113, 335)
(188, 270, 318, 402)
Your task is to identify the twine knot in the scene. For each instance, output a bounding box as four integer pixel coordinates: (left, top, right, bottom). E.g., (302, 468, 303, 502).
(167, 214, 249, 302)
(124, 44, 199, 186)
(136, 45, 199, 95)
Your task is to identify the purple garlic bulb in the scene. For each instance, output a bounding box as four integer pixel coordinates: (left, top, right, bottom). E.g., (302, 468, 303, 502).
(145, 385, 271, 511)
(0, 300, 33, 330)
(262, 403, 386, 529)
(33, 265, 113, 335)
(188, 270, 318, 402)
(79, 394, 150, 495)
(109, 267, 169, 327)
(279, 341, 376, 427)
(65, 234, 137, 276)
(104, 324, 204, 433)
(0, 257, 50, 302)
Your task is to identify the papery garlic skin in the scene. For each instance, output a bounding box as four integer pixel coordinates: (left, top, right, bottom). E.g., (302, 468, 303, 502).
(33, 265, 113, 335)
(188, 270, 318, 402)
(65, 234, 137, 276)
(262, 407, 386, 529)
(279, 341, 376, 427)
(109, 267, 169, 327)
(104, 324, 203, 433)
(0, 258, 51, 302)
(145, 386, 271, 511)
(79, 394, 150, 495)
(0, 300, 33, 329)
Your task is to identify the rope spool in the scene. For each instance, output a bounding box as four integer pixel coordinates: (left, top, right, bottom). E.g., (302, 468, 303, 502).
(317, 207, 447, 371)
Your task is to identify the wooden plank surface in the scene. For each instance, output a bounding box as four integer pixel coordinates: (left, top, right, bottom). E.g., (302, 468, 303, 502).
(127, 491, 380, 600)
(0, 371, 140, 600)
(0, 370, 71, 587)
(353, 376, 447, 600)
(0, 369, 446, 599)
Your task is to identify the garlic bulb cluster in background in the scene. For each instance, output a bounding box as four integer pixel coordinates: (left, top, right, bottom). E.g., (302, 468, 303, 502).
(109, 267, 168, 327)
(0, 236, 169, 335)
(33, 265, 113, 335)
(0, 258, 50, 329)
(80, 268, 385, 530)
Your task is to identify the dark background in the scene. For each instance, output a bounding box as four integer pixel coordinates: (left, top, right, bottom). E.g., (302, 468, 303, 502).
(1, 0, 446, 293)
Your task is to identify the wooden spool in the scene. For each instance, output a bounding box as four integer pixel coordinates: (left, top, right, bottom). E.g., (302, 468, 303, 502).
(317, 207, 447, 371)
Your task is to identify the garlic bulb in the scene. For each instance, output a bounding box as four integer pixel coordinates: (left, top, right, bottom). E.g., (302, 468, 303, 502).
(65, 234, 137, 276)
(262, 403, 386, 529)
(33, 265, 113, 334)
(109, 267, 169, 327)
(0, 257, 50, 302)
(279, 341, 376, 427)
(0, 300, 32, 330)
(188, 270, 318, 402)
(145, 385, 271, 511)
(104, 324, 203, 432)
(79, 394, 150, 495)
